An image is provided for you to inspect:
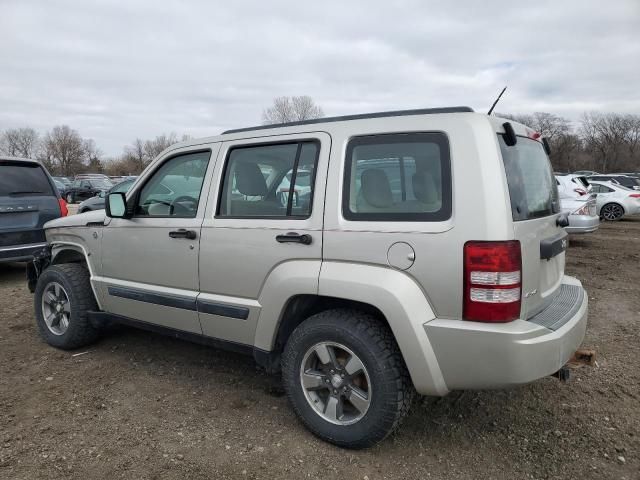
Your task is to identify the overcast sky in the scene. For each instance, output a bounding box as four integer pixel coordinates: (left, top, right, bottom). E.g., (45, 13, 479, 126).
(1, 0, 639, 156)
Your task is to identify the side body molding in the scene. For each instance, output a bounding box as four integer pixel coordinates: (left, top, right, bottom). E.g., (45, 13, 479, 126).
(318, 261, 449, 396)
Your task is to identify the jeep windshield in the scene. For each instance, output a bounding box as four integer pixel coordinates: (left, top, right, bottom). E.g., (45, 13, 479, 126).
(499, 135, 559, 221)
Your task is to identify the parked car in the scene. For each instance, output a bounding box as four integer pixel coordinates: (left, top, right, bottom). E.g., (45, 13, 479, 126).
(0, 157, 67, 263)
(556, 174, 591, 199)
(28, 107, 588, 448)
(573, 170, 599, 176)
(559, 196, 599, 234)
(589, 181, 640, 221)
(65, 177, 113, 204)
(616, 172, 640, 180)
(587, 175, 640, 191)
(53, 179, 70, 198)
(77, 179, 136, 213)
(555, 176, 598, 233)
(53, 176, 72, 187)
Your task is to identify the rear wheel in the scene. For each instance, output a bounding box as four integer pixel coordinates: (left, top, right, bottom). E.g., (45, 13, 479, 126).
(282, 309, 414, 448)
(601, 202, 624, 221)
(34, 264, 101, 349)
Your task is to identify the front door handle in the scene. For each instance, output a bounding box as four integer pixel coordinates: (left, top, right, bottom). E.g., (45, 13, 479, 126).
(275, 232, 312, 245)
(169, 229, 197, 240)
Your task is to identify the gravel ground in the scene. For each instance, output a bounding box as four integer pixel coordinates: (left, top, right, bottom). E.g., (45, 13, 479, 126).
(0, 219, 638, 479)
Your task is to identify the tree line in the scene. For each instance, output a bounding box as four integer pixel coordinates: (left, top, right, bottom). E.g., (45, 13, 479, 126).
(498, 111, 640, 173)
(0, 125, 190, 177)
(2, 97, 639, 177)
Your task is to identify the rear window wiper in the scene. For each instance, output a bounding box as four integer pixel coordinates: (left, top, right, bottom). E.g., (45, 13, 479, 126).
(7, 191, 46, 196)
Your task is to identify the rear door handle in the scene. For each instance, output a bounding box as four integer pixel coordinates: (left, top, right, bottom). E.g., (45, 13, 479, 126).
(275, 232, 312, 245)
(169, 229, 197, 240)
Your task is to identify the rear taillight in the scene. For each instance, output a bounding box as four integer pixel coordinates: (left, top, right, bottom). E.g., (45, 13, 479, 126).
(573, 188, 587, 196)
(571, 204, 590, 215)
(58, 198, 68, 217)
(629, 194, 640, 199)
(463, 241, 521, 323)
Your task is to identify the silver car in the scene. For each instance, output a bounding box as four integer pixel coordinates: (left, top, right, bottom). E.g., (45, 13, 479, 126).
(28, 107, 588, 448)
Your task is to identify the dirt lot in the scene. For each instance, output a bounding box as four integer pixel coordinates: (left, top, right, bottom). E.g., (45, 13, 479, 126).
(1, 220, 638, 480)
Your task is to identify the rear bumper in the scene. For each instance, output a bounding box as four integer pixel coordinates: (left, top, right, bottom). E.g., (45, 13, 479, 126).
(0, 242, 48, 263)
(565, 214, 599, 234)
(423, 276, 588, 392)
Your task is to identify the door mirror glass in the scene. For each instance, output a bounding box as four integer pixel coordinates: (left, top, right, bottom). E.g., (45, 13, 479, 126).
(106, 192, 127, 218)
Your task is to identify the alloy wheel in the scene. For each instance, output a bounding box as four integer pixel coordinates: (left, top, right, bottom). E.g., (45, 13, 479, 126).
(602, 203, 623, 221)
(41, 282, 71, 336)
(299, 342, 372, 425)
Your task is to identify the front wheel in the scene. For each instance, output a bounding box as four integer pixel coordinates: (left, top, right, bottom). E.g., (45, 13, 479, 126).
(600, 202, 624, 221)
(282, 309, 414, 448)
(34, 264, 101, 349)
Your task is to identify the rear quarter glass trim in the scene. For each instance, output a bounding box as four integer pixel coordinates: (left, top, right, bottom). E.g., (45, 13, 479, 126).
(341, 132, 452, 222)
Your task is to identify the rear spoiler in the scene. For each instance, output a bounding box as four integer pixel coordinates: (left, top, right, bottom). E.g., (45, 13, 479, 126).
(502, 121, 552, 155)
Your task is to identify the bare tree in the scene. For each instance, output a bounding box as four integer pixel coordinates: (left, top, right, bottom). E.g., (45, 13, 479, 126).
(500, 112, 577, 171)
(41, 126, 88, 176)
(580, 112, 629, 173)
(123, 138, 147, 172)
(143, 133, 178, 162)
(262, 96, 324, 125)
(0, 127, 39, 158)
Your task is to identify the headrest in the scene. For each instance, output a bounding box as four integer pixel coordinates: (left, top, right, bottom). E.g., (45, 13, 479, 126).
(235, 162, 267, 196)
(361, 169, 393, 208)
(412, 171, 438, 204)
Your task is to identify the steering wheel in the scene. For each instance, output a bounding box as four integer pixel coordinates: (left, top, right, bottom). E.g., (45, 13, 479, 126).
(170, 195, 198, 215)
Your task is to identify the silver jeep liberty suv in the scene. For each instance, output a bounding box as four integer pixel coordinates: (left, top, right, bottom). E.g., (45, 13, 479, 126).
(29, 107, 588, 448)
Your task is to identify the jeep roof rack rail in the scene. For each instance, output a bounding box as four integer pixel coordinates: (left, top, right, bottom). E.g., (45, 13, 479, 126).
(222, 106, 474, 135)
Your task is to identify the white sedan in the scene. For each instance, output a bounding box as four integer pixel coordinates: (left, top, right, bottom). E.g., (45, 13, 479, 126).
(589, 181, 640, 221)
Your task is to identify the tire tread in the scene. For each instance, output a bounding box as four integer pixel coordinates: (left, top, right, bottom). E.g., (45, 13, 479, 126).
(282, 308, 414, 448)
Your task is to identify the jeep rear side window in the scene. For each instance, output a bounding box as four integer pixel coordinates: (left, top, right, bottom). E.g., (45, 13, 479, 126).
(217, 141, 319, 218)
(499, 135, 559, 221)
(134, 150, 211, 218)
(343, 133, 451, 222)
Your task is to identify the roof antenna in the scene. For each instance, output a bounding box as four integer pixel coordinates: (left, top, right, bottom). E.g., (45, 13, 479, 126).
(487, 86, 507, 115)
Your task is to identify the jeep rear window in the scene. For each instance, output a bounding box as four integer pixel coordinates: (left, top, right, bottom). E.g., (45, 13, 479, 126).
(0, 161, 54, 197)
(499, 135, 559, 221)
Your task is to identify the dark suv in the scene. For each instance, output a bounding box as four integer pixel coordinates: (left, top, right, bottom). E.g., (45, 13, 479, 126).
(65, 177, 113, 204)
(0, 157, 67, 263)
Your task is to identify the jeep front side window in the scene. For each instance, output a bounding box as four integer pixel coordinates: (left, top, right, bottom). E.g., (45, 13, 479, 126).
(135, 151, 211, 217)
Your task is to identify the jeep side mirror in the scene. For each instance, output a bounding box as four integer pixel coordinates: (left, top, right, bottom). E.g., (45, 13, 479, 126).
(106, 192, 127, 218)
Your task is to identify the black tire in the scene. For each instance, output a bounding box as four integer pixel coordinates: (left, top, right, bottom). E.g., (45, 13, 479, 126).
(600, 202, 624, 221)
(34, 263, 101, 349)
(282, 309, 414, 449)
